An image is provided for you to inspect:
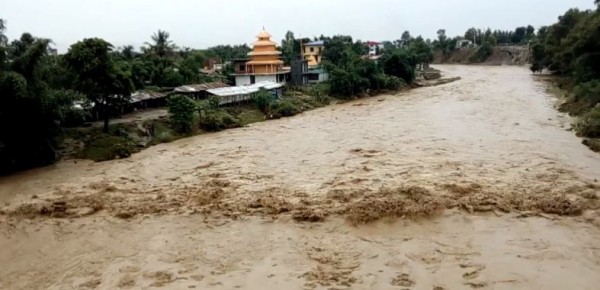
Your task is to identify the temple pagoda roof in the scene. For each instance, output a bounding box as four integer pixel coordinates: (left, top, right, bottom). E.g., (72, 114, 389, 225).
(247, 50, 282, 56)
(246, 59, 284, 65)
(257, 29, 272, 39)
(252, 39, 278, 46)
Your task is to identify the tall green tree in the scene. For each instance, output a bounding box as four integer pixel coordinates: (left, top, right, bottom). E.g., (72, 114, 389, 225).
(408, 36, 433, 69)
(281, 30, 297, 65)
(145, 30, 176, 57)
(65, 38, 134, 132)
(1, 28, 81, 173)
(465, 28, 478, 44)
(142, 30, 178, 86)
(382, 50, 416, 83)
(167, 94, 197, 133)
(401, 31, 413, 47)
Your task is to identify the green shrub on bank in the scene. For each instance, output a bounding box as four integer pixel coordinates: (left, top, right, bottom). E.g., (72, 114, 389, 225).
(272, 99, 303, 118)
(567, 81, 600, 115)
(147, 121, 180, 145)
(167, 94, 198, 133)
(583, 138, 600, 153)
(76, 133, 138, 162)
(200, 110, 240, 131)
(469, 42, 493, 63)
(575, 106, 600, 138)
(251, 88, 273, 113)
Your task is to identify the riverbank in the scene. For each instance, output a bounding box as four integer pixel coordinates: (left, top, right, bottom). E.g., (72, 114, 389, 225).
(59, 74, 460, 163)
(59, 94, 333, 162)
(432, 46, 530, 65)
(536, 74, 600, 153)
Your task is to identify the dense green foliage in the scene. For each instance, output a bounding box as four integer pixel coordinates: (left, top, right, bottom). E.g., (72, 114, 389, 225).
(272, 99, 303, 117)
(251, 88, 274, 113)
(76, 132, 138, 162)
(167, 94, 197, 133)
(381, 51, 416, 83)
(469, 42, 494, 63)
(0, 29, 84, 173)
(576, 106, 600, 138)
(530, 2, 600, 139)
(321, 35, 416, 97)
(199, 110, 240, 131)
(281, 31, 311, 65)
(0, 21, 252, 173)
(65, 38, 134, 133)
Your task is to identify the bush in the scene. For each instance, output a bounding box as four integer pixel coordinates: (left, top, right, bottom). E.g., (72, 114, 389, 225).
(382, 51, 416, 83)
(207, 95, 220, 110)
(167, 94, 197, 133)
(312, 93, 331, 105)
(575, 105, 600, 138)
(308, 83, 330, 98)
(560, 80, 600, 115)
(272, 99, 302, 118)
(251, 88, 273, 113)
(372, 74, 389, 91)
(328, 68, 370, 98)
(199, 110, 240, 131)
(76, 133, 138, 162)
(573, 81, 600, 110)
(469, 42, 493, 63)
(384, 75, 406, 90)
(147, 121, 179, 145)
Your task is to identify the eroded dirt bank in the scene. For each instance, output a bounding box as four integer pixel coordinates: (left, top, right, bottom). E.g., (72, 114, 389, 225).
(1, 65, 600, 289)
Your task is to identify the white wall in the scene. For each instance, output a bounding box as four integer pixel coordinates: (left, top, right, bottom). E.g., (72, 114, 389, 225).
(235, 76, 251, 86)
(256, 75, 277, 83)
(319, 72, 329, 82)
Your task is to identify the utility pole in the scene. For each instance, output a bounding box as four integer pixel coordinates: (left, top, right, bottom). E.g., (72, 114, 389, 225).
(299, 34, 303, 60)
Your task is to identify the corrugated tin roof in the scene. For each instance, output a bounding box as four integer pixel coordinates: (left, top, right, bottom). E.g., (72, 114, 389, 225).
(305, 40, 325, 46)
(174, 82, 229, 93)
(207, 81, 283, 97)
(308, 68, 328, 74)
(130, 91, 167, 103)
(131, 91, 166, 103)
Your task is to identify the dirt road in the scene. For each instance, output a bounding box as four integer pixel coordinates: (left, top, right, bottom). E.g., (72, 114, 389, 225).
(1, 65, 599, 289)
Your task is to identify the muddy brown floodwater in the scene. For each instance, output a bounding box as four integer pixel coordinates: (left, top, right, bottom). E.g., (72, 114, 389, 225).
(1, 65, 600, 290)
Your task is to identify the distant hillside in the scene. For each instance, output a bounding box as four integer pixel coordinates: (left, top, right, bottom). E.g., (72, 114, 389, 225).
(433, 46, 530, 65)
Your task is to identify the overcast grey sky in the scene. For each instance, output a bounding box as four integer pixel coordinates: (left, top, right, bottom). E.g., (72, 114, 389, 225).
(1, 0, 597, 52)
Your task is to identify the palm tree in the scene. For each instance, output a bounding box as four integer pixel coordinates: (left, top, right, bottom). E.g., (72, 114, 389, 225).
(120, 45, 136, 60)
(0, 19, 8, 46)
(145, 30, 176, 57)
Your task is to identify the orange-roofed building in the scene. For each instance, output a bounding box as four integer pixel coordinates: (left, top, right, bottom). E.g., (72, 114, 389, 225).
(233, 29, 289, 86)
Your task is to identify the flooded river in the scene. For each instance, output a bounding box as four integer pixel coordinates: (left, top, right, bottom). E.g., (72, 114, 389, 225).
(1, 65, 600, 289)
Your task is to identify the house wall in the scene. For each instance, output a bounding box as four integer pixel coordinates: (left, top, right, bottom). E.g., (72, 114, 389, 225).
(235, 75, 251, 86)
(256, 75, 277, 83)
(290, 60, 309, 86)
(252, 65, 283, 74)
(319, 72, 330, 82)
(307, 72, 329, 84)
(303, 45, 325, 66)
(368, 44, 384, 56)
(233, 60, 248, 74)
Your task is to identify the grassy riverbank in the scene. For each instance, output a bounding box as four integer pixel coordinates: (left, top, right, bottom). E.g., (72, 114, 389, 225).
(61, 93, 333, 162)
(543, 76, 600, 153)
